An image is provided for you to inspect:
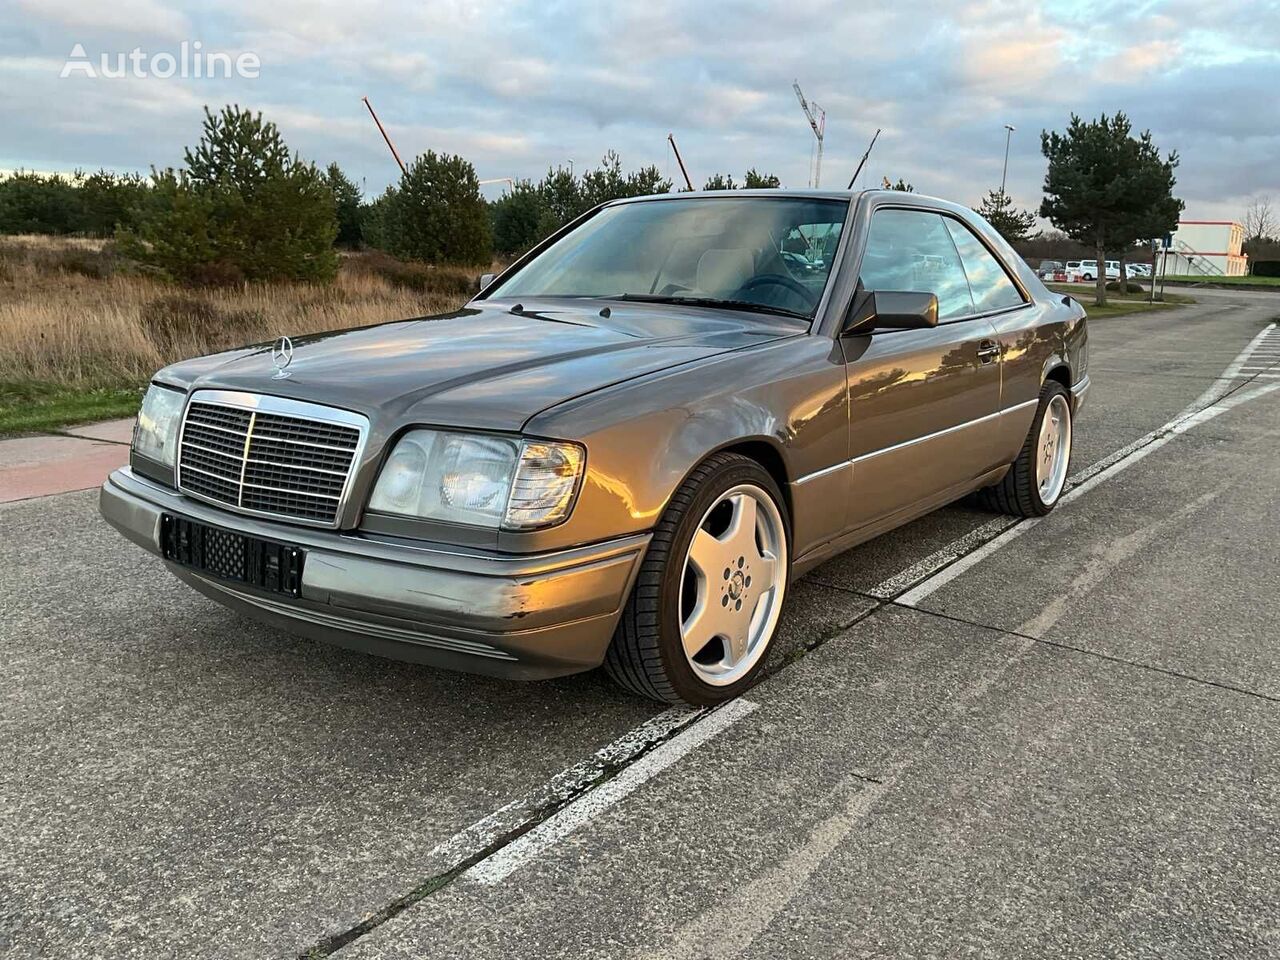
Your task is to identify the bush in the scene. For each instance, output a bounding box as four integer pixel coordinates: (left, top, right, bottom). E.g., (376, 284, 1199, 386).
(486, 153, 673, 257)
(118, 106, 339, 284)
(385, 151, 492, 265)
(1105, 280, 1146, 293)
(55, 244, 120, 279)
(1253, 260, 1280, 278)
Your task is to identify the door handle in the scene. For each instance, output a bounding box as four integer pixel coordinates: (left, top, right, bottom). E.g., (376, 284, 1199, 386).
(977, 340, 1000, 364)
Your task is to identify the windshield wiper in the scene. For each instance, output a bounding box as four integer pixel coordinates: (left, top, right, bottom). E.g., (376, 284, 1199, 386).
(607, 293, 810, 321)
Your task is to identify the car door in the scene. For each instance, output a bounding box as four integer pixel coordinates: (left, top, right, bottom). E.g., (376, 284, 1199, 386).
(840, 207, 1002, 532)
(942, 215, 1050, 464)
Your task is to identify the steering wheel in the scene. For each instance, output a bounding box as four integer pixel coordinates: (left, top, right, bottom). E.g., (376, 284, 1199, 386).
(737, 273, 817, 310)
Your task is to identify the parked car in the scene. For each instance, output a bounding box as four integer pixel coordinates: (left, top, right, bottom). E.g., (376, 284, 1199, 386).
(1070, 260, 1120, 282)
(1037, 260, 1064, 279)
(101, 190, 1089, 705)
(1127, 263, 1152, 278)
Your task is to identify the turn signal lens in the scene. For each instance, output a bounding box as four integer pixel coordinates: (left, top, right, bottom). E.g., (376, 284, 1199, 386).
(503, 441, 585, 530)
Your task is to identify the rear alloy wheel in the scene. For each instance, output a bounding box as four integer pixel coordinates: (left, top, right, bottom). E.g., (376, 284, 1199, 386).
(604, 453, 788, 705)
(979, 382, 1073, 517)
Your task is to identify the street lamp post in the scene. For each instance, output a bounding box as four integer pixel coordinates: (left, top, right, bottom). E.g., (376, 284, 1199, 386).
(1000, 123, 1016, 196)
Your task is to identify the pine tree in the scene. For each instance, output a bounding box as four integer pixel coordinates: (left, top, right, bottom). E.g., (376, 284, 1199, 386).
(1040, 113, 1179, 306)
(390, 151, 492, 264)
(976, 189, 1038, 245)
(119, 105, 338, 283)
(743, 169, 781, 188)
(703, 173, 738, 191)
(325, 163, 364, 248)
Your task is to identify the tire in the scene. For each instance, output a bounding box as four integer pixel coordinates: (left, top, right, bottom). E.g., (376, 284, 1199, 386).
(1082, 273, 1094, 281)
(604, 452, 789, 705)
(979, 382, 1073, 518)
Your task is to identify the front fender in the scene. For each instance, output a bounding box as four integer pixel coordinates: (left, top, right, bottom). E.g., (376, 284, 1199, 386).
(510, 337, 849, 557)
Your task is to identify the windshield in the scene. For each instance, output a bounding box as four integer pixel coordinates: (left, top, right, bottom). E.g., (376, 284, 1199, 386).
(488, 197, 849, 320)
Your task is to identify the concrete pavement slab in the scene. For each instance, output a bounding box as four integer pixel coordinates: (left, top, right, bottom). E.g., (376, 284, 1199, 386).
(0, 491, 880, 959)
(0, 491, 665, 959)
(343, 605, 1279, 960)
(912, 387, 1280, 698)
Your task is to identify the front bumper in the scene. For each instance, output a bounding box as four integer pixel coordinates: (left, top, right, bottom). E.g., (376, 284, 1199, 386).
(99, 468, 649, 679)
(1070, 374, 1090, 412)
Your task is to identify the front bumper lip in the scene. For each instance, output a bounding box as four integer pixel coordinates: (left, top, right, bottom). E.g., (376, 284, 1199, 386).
(99, 468, 649, 679)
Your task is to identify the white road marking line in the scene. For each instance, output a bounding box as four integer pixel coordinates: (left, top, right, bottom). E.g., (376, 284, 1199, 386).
(864, 516, 1019, 599)
(425, 706, 703, 869)
(1185, 321, 1276, 411)
(897, 381, 1280, 608)
(466, 699, 758, 885)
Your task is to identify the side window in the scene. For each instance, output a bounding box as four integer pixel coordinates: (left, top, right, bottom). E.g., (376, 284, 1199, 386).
(944, 218, 1027, 313)
(858, 209, 973, 320)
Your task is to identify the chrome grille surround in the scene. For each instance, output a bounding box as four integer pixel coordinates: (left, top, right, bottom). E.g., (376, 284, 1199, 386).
(176, 390, 370, 529)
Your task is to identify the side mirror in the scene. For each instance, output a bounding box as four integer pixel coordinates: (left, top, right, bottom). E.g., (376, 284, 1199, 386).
(478, 272, 496, 292)
(842, 290, 939, 335)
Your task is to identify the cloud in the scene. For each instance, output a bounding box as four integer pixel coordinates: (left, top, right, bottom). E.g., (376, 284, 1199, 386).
(0, 0, 1276, 225)
(15, 0, 191, 40)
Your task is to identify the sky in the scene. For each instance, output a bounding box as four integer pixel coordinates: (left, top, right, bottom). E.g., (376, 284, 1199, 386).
(2, 0, 1278, 225)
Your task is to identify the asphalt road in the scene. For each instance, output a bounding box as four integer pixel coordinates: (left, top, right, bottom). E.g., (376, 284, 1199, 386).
(3, 288, 1278, 959)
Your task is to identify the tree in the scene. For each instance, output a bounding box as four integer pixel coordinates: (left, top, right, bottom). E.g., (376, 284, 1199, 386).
(703, 173, 738, 191)
(976, 189, 1038, 245)
(389, 150, 492, 264)
(359, 186, 400, 251)
(743, 169, 781, 188)
(483, 153, 672, 257)
(1040, 113, 1179, 306)
(489, 179, 545, 257)
(325, 163, 363, 248)
(882, 177, 914, 192)
(119, 105, 339, 283)
(0, 171, 81, 234)
(1244, 196, 1275, 241)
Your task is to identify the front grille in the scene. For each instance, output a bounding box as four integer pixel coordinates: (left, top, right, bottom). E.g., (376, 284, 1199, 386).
(177, 394, 365, 527)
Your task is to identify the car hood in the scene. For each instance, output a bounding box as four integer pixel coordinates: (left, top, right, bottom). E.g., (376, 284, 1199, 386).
(156, 298, 801, 432)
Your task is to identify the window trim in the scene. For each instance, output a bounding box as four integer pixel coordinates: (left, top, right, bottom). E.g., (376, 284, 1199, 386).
(836, 197, 1035, 333)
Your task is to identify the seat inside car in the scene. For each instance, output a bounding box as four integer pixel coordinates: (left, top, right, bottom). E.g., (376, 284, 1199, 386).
(696, 248, 754, 296)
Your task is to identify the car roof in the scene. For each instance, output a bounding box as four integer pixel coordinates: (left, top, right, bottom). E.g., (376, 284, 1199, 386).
(604, 188, 985, 220)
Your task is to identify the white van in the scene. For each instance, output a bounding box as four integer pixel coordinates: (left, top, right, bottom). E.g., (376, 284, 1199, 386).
(1069, 260, 1120, 281)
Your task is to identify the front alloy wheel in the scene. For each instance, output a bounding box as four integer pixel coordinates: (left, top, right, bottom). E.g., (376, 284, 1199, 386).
(679, 484, 786, 687)
(605, 453, 789, 704)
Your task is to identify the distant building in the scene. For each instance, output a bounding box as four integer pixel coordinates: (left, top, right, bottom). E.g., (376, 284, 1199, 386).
(1161, 220, 1248, 276)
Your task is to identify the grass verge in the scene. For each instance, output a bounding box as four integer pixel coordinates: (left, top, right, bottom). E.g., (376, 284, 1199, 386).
(1047, 284, 1195, 319)
(1161, 274, 1280, 287)
(0, 380, 143, 436)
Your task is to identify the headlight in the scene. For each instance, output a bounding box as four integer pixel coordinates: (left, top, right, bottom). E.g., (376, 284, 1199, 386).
(132, 384, 185, 468)
(368, 430, 585, 530)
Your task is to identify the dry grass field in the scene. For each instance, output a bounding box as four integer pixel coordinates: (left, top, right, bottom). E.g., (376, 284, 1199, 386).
(0, 236, 480, 434)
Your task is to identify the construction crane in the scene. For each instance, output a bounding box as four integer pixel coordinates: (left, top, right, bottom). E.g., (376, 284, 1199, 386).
(361, 96, 405, 174)
(792, 81, 825, 188)
(667, 133, 694, 191)
(847, 128, 881, 189)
